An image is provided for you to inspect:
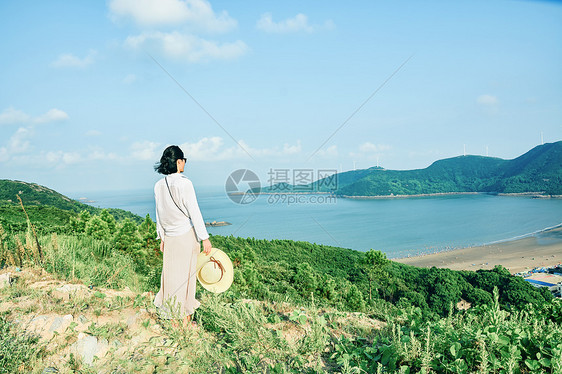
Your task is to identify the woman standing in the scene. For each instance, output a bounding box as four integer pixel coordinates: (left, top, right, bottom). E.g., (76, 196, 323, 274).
(153, 145, 212, 326)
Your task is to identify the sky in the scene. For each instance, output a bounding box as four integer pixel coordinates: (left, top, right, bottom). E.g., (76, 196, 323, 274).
(1, 0, 561, 195)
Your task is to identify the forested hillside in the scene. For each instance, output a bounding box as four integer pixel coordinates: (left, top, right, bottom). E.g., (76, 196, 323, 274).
(262, 141, 562, 196)
(0, 180, 142, 231)
(339, 141, 562, 196)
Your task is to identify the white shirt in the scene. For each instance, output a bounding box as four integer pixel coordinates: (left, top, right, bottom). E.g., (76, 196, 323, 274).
(154, 173, 209, 242)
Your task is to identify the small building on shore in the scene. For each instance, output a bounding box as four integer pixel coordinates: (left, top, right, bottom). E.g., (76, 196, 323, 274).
(524, 273, 562, 298)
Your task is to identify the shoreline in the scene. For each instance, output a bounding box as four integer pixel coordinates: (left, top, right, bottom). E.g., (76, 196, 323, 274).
(252, 191, 562, 199)
(341, 192, 562, 199)
(394, 226, 562, 274)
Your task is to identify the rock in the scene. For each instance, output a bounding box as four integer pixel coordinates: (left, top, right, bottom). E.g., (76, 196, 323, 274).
(41, 367, 59, 374)
(97, 338, 109, 358)
(74, 335, 98, 365)
(111, 340, 122, 348)
(73, 334, 111, 365)
(49, 314, 74, 333)
(0, 273, 10, 288)
(29, 315, 50, 331)
(126, 313, 138, 327)
(49, 317, 64, 332)
(151, 324, 163, 333)
(56, 284, 81, 293)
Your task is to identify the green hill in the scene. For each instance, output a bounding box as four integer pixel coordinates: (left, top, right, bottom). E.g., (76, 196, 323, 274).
(0, 180, 142, 232)
(260, 141, 562, 196)
(339, 141, 562, 196)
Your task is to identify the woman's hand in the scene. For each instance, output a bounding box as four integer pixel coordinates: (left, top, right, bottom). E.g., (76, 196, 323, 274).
(202, 239, 212, 255)
(160, 240, 164, 252)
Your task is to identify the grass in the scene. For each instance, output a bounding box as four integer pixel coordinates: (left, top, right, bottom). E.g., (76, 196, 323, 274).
(0, 315, 44, 374)
(3, 264, 562, 373)
(0, 265, 382, 373)
(1, 217, 561, 373)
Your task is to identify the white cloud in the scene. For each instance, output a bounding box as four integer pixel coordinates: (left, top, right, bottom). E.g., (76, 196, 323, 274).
(63, 152, 82, 164)
(51, 50, 97, 68)
(109, 0, 236, 32)
(181, 136, 225, 160)
(282, 140, 301, 155)
(125, 31, 247, 62)
(256, 13, 333, 34)
(314, 145, 338, 158)
(0, 107, 30, 125)
(359, 142, 392, 153)
(0, 107, 68, 125)
(88, 148, 119, 161)
(34, 108, 69, 123)
(86, 130, 102, 137)
(123, 74, 137, 84)
(9, 127, 33, 151)
(349, 142, 392, 160)
(179, 136, 302, 161)
(0, 127, 34, 162)
(131, 140, 160, 160)
(44, 151, 82, 165)
(477, 94, 498, 106)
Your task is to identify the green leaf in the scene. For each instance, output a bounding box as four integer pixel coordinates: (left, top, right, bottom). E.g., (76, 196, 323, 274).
(525, 359, 541, 371)
(400, 365, 410, 374)
(539, 358, 551, 368)
(497, 335, 510, 346)
(382, 348, 392, 365)
(94, 291, 106, 299)
(450, 342, 461, 358)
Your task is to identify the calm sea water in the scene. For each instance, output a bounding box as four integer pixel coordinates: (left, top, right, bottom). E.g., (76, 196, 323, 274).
(73, 188, 562, 259)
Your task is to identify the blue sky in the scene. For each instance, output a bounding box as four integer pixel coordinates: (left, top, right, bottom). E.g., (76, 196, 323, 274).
(1, 0, 561, 194)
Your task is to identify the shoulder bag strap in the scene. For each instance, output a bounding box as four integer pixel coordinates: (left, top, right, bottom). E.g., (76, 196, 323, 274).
(164, 176, 190, 219)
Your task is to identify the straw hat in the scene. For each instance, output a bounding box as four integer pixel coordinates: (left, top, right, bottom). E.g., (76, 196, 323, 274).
(196, 248, 233, 293)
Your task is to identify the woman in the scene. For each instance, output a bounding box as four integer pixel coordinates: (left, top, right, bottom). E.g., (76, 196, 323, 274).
(153, 145, 212, 326)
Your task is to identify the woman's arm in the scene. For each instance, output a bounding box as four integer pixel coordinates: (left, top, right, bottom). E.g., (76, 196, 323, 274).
(154, 185, 165, 251)
(181, 179, 210, 242)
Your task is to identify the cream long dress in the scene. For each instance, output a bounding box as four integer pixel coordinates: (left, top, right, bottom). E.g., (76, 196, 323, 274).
(153, 173, 209, 319)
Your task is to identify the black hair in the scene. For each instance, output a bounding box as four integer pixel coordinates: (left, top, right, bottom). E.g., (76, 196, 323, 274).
(154, 145, 185, 175)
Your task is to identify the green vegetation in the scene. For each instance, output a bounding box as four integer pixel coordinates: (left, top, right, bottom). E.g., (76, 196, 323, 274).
(331, 289, 562, 373)
(0, 315, 45, 373)
(0, 179, 142, 224)
(1, 181, 561, 372)
(262, 141, 562, 196)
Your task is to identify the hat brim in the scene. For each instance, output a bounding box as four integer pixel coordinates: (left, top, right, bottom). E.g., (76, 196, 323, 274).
(196, 248, 233, 294)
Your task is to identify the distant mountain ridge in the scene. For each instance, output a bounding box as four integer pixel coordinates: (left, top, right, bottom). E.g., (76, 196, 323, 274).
(263, 141, 562, 196)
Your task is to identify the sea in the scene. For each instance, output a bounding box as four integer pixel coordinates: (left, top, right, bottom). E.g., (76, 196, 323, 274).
(72, 188, 562, 259)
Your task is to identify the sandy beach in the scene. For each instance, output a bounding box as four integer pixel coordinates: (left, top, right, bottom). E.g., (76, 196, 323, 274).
(395, 226, 562, 274)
